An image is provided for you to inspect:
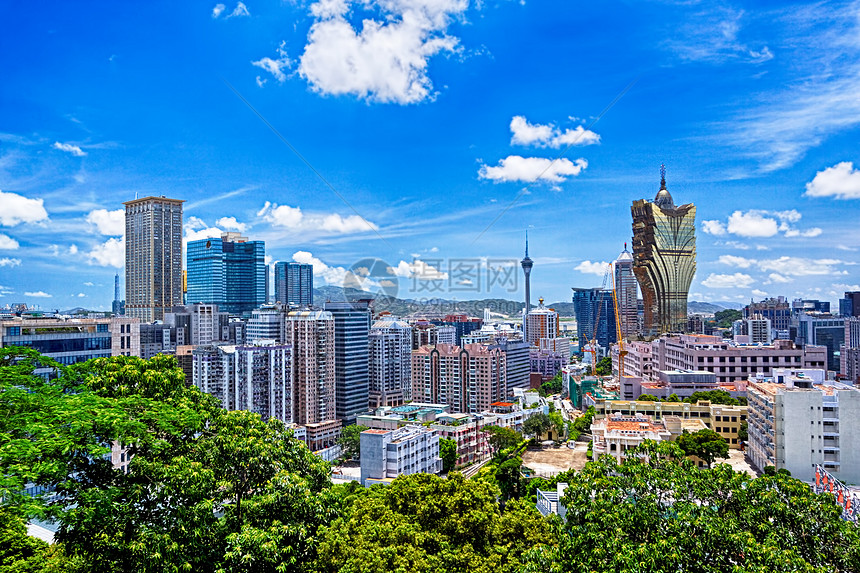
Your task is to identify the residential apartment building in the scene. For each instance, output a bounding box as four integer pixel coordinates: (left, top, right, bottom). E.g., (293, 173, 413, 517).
(124, 196, 184, 322)
(747, 374, 860, 482)
(246, 305, 286, 343)
(359, 426, 441, 486)
(369, 317, 413, 408)
(286, 310, 335, 425)
(411, 343, 507, 414)
(525, 300, 559, 347)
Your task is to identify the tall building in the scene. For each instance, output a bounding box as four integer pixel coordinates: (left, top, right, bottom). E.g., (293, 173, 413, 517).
(286, 310, 335, 425)
(744, 297, 790, 336)
(630, 167, 696, 334)
(369, 318, 413, 408)
(1, 316, 140, 365)
(360, 426, 441, 486)
(525, 299, 559, 347)
(411, 343, 507, 413)
(521, 232, 533, 341)
(793, 312, 845, 372)
(572, 287, 617, 354)
(614, 244, 638, 337)
(186, 232, 265, 316)
(324, 300, 372, 425)
(124, 196, 184, 322)
(274, 262, 313, 306)
(840, 291, 860, 318)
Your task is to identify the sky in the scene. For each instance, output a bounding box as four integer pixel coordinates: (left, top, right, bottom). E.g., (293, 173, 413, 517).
(1, 0, 860, 311)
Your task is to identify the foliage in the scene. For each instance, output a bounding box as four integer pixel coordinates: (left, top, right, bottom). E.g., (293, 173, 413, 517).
(571, 406, 596, 435)
(337, 424, 367, 461)
(548, 412, 565, 440)
(637, 394, 659, 401)
(586, 440, 593, 459)
(714, 308, 742, 328)
(685, 389, 741, 406)
(539, 373, 564, 397)
(522, 413, 552, 438)
(523, 451, 860, 573)
(738, 420, 748, 442)
(483, 426, 522, 454)
(439, 438, 457, 473)
(0, 508, 50, 573)
(667, 393, 681, 402)
(594, 356, 612, 376)
(1, 350, 334, 573)
(676, 429, 729, 468)
(315, 473, 554, 573)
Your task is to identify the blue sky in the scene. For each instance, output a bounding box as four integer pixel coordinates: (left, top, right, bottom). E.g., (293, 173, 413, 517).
(2, 0, 860, 311)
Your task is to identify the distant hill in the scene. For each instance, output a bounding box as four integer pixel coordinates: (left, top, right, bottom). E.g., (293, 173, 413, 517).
(688, 300, 744, 314)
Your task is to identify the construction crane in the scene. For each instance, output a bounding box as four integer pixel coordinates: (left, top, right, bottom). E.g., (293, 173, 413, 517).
(586, 263, 612, 376)
(611, 267, 626, 378)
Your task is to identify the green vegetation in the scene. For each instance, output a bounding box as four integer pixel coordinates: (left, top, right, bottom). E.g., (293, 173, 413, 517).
(483, 425, 522, 454)
(539, 372, 564, 397)
(714, 308, 742, 328)
(675, 428, 730, 468)
(522, 413, 552, 438)
(637, 393, 660, 401)
(667, 393, 681, 402)
(685, 389, 741, 406)
(594, 356, 612, 376)
(439, 438, 457, 473)
(337, 424, 368, 461)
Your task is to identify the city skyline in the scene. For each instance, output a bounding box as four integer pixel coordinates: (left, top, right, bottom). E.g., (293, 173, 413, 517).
(2, 1, 860, 310)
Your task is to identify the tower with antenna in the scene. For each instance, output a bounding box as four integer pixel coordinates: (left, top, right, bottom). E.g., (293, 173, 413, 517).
(520, 231, 533, 343)
(112, 273, 125, 316)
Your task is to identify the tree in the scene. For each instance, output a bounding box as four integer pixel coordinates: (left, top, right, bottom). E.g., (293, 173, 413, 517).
(439, 438, 457, 473)
(685, 389, 740, 406)
(548, 411, 565, 440)
(594, 356, 612, 376)
(714, 308, 742, 328)
(496, 457, 525, 501)
(676, 428, 729, 468)
(539, 372, 564, 397)
(337, 424, 367, 461)
(483, 425, 522, 454)
(738, 420, 748, 442)
(522, 413, 552, 438)
(667, 393, 681, 402)
(637, 393, 659, 401)
(0, 508, 50, 573)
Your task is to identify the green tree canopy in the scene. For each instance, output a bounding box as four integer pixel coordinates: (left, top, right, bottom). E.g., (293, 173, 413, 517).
(637, 394, 659, 401)
(685, 389, 740, 406)
(483, 425, 522, 454)
(439, 438, 457, 473)
(595, 356, 612, 376)
(676, 428, 730, 468)
(539, 372, 564, 397)
(522, 413, 552, 438)
(714, 309, 742, 328)
(337, 424, 368, 461)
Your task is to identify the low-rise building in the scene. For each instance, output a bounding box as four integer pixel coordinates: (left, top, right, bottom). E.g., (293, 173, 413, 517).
(591, 413, 672, 463)
(360, 425, 441, 486)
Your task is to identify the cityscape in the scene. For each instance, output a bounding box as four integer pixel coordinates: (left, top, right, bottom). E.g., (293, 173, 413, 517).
(3, 1, 860, 571)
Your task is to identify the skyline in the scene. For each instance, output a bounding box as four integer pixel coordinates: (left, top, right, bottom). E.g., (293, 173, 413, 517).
(2, 0, 860, 310)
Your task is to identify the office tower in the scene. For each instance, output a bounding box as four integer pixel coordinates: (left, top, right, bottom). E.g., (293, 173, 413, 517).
(793, 312, 845, 372)
(631, 166, 696, 334)
(0, 316, 139, 365)
(246, 305, 287, 343)
(191, 342, 292, 424)
(494, 337, 530, 393)
(324, 300, 372, 425)
(286, 310, 335, 425)
(112, 273, 125, 316)
(124, 196, 184, 322)
(840, 292, 860, 317)
(572, 287, 617, 354)
(265, 264, 271, 304)
(369, 318, 413, 408)
(525, 298, 559, 347)
(521, 232, 533, 341)
(614, 244, 638, 337)
(274, 262, 314, 306)
(186, 232, 265, 316)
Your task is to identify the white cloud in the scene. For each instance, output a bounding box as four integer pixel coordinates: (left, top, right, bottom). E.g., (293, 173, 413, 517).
(510, 116, 600, 148)
(77, 293, 86, 298)
(212, 3, 226, 17)
(186, 226, 224, 242)
(766, 273, 792, 284)
(25, 291, 52, 298)
(87, 238, 124, 268)
(805, 161, 860, 199)
(478, 156, 587, 183)
(86, 208, 125, 236)
(228, 2, 249, 17)
(84, 282, 94, 286)
(252, 41, 291, 83)
(258, 202, 378, 234)
(292, 250, 341, 285)
(757, 256, 846, 276)
(68, 244, 78, 255)
(702, 220, 727, 236)
(216, 216, 247, 232)
(717, 254, 755, 268)
(575, 260, 609, 276)
(186, 216, 208, 230)
(665, 7, 772, 65)
(52, 141, 86, 157)
(784, 227, 822, 238)
(701, 273, 755, 288)
(0, 258, 21, 267)
(726, 210, 778, 237)
(0, 190, 49, 226)
(751, 289, 768, 297)
(294, 0, 467, 104)
(0, 234, 19, 250)
(388, 259, 448, 280)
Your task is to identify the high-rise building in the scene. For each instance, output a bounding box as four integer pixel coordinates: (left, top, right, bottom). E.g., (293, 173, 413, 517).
(521, 232, 533, 341)
(840, 291, 860, 318)
(324, 300, 371, 425)
(614, 244, 638, 337)
(286, 310, 335, 425)
(274, 262, 313, 306)
(572, 287, 617, 354)
(369, 317, 413, 408)
(631, 167, 696, 334)
(411, 343, 507, 414)
(186, 232, 265, 316)
(793, 312, 845, 372)
(525, 298, 559, 347)
(124, 196, 184, 322)
(111, 273, 125, 316)
(744, 297, 790, 338)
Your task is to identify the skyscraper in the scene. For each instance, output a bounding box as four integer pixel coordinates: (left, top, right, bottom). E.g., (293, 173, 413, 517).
(274, 262, 314, 306)
(124, 196, 184, 322)
(614, 244, 638, 337)
(286, 310, 335, 425)
(111, 273, 125, 316)
(572, 287, 617, 354)
(521, 232, 533, 341)
(324, 300, 371, 425)
(369, 317, 413, 408)
(186, 232, 266, 316)
(631, 166, 696, 334)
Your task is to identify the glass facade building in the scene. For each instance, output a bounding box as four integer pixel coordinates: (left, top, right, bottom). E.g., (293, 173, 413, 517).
(274, 262, 314, 306)
(631, 170, 696, 335)
(572, 287, 617, 354)
(186, 233, 266, 316)
(324, 300, 371, 425)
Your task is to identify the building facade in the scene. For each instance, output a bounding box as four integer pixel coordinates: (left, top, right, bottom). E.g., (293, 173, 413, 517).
(411, 343, 508, 413)
(614, 244, 638, 337)
(186, 232, 266, 316)
(359, 426, 441, 485)
(274, 262, 313, 306)
(525, 299, 559, 348)
(286, 310, 335, 425)
(572, 287, 617, 354)
(369, 318, 413, 408)
(630, 169, 696, 334)
(124, 196, 184, 322)
(324, 300, 371, 425)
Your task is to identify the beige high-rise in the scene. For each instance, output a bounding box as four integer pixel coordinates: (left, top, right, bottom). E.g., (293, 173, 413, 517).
(286, 310, 335, 424)
(124, 196, 184, 322)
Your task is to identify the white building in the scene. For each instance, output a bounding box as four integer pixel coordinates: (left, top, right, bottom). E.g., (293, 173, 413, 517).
(591, 413, 672, 463)
(369, 318, 413, 407)
(246, 305, 286, 343)
(360, 425, 441, 486)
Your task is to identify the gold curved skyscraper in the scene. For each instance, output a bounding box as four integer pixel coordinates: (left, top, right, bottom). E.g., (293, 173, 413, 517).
(631, 167, 696, 335)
